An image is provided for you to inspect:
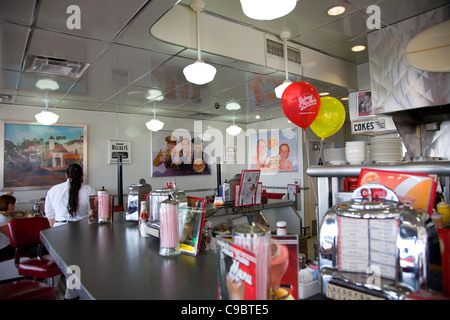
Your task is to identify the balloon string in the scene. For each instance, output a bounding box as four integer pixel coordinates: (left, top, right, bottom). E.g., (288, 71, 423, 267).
(303, 128, 318, 234)
(318, 139, 324, 165)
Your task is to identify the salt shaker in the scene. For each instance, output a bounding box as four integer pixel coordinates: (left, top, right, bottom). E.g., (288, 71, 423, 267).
(159, 196, 180, 257)
(139, 201, 150, 237)
(276, 221, 287, 235)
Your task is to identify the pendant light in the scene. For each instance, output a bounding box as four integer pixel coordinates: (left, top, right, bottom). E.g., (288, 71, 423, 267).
(225, 101, 241, 111)
(275, 31, 292, 99)
(183, 0, 216, 85)
(146, 104, 164, 131)
(35, 92, 59, 125)
(226, 117, 242, 136)
(35, 79, 59, 125)
(240, 0, 297, 20)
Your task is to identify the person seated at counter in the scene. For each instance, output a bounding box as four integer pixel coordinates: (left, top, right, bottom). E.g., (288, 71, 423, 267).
(45, 163, 96, 228)
(0, 194, 17, 260)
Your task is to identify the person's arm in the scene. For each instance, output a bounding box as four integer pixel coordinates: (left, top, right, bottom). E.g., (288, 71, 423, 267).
(287, 160, 294, 171)
(153, 149, 163, 166)
(0, 224, 9, 237)
(44, 192, 56, 228)
(47, 218, 55, 228)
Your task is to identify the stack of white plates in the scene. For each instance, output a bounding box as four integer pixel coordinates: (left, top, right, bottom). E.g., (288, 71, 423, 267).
(370, 136, 403, 163)
(345, 141, 365, 164)
(324, 148, 346, 165)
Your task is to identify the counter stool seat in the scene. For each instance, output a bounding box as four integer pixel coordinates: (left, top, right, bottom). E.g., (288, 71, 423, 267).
(18, 254, 61, 278)
(0, 279, 56, 300)
(7, 217, 62, 284)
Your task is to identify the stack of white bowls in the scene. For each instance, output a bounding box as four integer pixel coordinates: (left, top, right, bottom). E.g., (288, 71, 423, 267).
(324, 148, 346, 165)
(370, 136, 403, 163)
(345, 141, 365, 164)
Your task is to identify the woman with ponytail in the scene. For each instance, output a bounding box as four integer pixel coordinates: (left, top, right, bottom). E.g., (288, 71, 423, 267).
(45, 163, 96, 228)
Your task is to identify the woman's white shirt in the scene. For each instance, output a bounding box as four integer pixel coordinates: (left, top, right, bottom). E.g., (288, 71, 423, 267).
(45, 179, 96, 226)
(0, 214, 11, 249)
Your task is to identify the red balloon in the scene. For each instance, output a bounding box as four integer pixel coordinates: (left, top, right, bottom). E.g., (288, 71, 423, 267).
(281, 81, 320, 130)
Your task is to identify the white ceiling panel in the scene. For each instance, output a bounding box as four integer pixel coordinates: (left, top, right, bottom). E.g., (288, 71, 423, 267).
(35, 0, 148, 41)
(26, 28, 108, 64)
(1, 0, 447, 124)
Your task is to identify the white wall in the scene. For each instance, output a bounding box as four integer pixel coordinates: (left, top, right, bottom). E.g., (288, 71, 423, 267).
(1, 104, 304, 212)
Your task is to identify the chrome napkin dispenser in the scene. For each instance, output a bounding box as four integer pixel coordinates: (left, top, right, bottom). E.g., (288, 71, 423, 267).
(126, 179, 152, 222)
(319, 184, 442, 300)
(147, 185, 187, 237)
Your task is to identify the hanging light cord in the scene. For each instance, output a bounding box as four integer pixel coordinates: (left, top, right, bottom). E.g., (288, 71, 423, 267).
(196, 8, 201, 61)
(283, 37, 288, 81)
(43, 91, 49, 110)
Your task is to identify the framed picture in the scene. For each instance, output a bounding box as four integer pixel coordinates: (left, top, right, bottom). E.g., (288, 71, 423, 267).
(151, 130, 211, 177)
(108, 140, 131, 164)
(357, 90, 373, 117)
(0, 120, 87, 191)
(248, 128, 298, 173)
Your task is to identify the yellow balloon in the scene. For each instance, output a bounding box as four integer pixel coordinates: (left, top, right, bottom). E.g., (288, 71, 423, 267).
(310, 97, 346, 139)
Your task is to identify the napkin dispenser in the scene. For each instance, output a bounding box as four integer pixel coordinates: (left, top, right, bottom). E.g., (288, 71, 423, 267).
(319, 184, 442, 300)
(125, 179, 152, 222)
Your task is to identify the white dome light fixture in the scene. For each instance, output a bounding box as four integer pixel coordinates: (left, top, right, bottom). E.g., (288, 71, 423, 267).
(145, 89, 164, 101)
(226, 117, 242, 136)
(183, 0, 216, 85)
(225, 101, 241, 111)
(240, 0, 297, 20)
(35, 96, 59, 125)
(275, 31, 292, 99)
(35, 79, 59, 91)
(145, 104, 164, 132)
(146, 118, 164, 132)
(35, 80, 60, 125)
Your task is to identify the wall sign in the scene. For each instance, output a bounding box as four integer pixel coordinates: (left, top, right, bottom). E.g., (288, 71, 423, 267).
(108, 140, 131, 164)
(351, 118, 386, 134)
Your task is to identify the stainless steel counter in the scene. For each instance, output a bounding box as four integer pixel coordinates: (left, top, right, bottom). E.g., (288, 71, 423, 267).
(307, 161, 450, 177)
(40, 212, 218, 300)
(306, 161, 450, 232)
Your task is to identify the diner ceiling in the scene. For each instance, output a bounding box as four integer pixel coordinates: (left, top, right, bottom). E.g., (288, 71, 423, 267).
(0, 0, 448, 125)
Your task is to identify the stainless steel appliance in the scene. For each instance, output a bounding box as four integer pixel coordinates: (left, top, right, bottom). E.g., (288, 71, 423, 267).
(319, 184, 442, 300)
(125, 179, 152, 222)
(147, 185, 186, 237)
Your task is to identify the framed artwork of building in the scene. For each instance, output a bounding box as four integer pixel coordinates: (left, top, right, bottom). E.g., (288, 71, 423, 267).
(0, 120, 87, 191)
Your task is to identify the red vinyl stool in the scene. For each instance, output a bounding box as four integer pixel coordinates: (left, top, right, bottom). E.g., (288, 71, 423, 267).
(7, 217, 62, 285)
(0, 279, 56, 300)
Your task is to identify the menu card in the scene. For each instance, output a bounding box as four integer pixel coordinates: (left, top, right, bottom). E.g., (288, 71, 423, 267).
(217, 236, 259, 300)
(358, 168, 437, 214)
(237, 170, 261, 207)
(178, 196, 206, 256)
(338, 216, 398, 280)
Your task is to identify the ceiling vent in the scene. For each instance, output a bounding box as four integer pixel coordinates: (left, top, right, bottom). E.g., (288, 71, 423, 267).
(187, 112, 217, 120)
(0, 94, 14, 104)
(24, 55, 91, 78)
(266, 38, 301, 65)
